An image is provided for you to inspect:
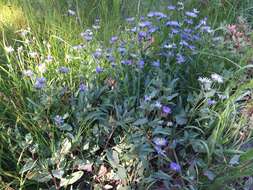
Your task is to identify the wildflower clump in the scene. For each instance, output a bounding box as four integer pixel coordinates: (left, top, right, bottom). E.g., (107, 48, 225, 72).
(0, 1, 244, 190)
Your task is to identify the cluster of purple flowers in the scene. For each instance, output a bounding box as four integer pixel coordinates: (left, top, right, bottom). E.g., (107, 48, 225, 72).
(58, 66, 69, 74)
(84, 2, 212, 74)
(81, 29, 93, 41)
(153, 137, 181, 173)
(153, 137, 167, 157)
(79, 83, 87, 92)
(34, 77, 46, 89)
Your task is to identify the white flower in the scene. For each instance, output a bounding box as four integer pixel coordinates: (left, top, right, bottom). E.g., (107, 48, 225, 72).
(153, 137, 167, 146)
(22, 69, 33, 77)
(5, 46, 14, 53)
(65, 54, 72, 62)
(38, 63, 47, 73)
(17, 46, 23, 52)
(155, 101, 162, 108)
(211, 73, 223, 83)
(68, 9, 76, 16)
(218, 94, 227, 100)
(198, 77, 212, 90)
(45, 55, 53, 63)
(198, 77, 212, 84)
(29, 52, 38, 58)
(193, 8, 199, 14)
(20, 28, 30, 37)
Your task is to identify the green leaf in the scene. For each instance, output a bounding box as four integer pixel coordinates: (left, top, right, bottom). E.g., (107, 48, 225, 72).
(241, 149, 253, 162)
(52, 169, 64, 179)
(83, 142, 89, 150)
(60, 124, 73, 131)
(117, 167, 127, 180)
(229, 155, 240, 165)
(60, 171, 84, 187)
(133, 118, 148, 126)
(106, 149, 120, 168)
(175, 114, 188, 125)
(60, 138, 71, 155)
(19, 159, 37, 174)
(153, 170, 172, 180)
(167, 93, 179, 101)
(203, 170, 216, 181)
(28, 170, 52, 183)
(153, 126, 171, 135)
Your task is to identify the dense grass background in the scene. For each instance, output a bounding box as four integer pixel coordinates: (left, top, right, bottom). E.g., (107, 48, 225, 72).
(1, 0, 253, 189)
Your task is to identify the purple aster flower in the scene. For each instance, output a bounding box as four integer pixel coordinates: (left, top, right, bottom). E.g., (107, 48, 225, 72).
(176, 54, 186, 64)
(185, 11, 198, 18)
(168, 5, 176, 10)
(110, 36, 118, 44)
(195, 18, 207, 29)
(138, 31, 148, 41)
(139, 21, 152, 28)
(147, 11, 156, 17)
(184, 28, 193, 34)
(81, 29, 93, 41)
(207, 99, 216, 106)
(170, 162, 181, 172)
(107, 55, 115, 63)
(192, 34, 201, 41)
(79, 83, 87, 92)
(118, 46, 127, 55)
(58, 66, 69, 74)
(149, 26, 158, 33)
(201, 26, 213, 33)
(154, 145, 166, 157)
(140, 16, 145, 21)
(180, 40, 189, 47)
(166, 21, 180, 27)
(126, 17, 135, 22)
(96, 66, 103, 73)
(171, 28, 179, 34)
(152, 60, 160, 67)
(181, 33, 191, 41)
(162, 106, 172, 114)
(153, 137, 167, 146)
(121, 60, 132, 65)
(34, 77, 46, 89)
(188, 45, 196, 50)
(156, 12, 167, 19)
(138, 60, 145, 69)
(148, 12, 167, 19)
(144, 95, 151, 102)
(54, 115, 64, 126)
(93, 49, 103, 59)
(184, 18, 193, 24)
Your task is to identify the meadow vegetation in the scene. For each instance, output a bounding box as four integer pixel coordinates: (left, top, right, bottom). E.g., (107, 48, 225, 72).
(1, 0, 253, 189)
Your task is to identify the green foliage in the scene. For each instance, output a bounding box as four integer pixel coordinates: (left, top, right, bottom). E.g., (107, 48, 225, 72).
(0, 0, 253, 189)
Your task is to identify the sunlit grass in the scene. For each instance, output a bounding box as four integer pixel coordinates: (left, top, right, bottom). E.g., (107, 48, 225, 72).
(0, 4, 27, 31)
